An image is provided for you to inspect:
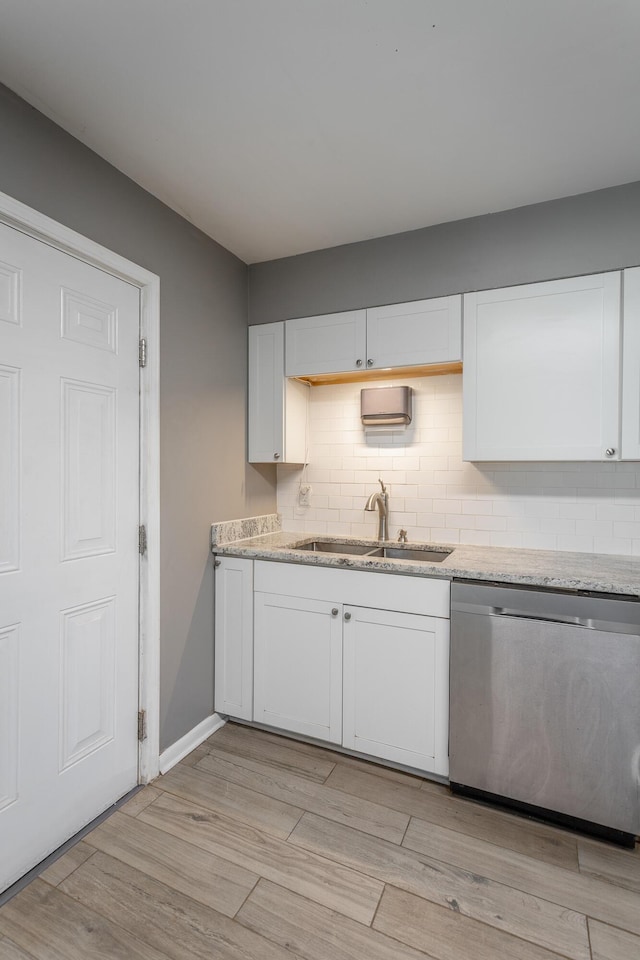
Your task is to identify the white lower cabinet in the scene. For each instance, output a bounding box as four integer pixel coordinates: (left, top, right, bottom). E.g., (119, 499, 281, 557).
(253, 592, 343, 743)
(342, 605, 449, 776)
(252, 560, 450, 777)
(214, 558, 450, 776)
(213, 556, 254, 721)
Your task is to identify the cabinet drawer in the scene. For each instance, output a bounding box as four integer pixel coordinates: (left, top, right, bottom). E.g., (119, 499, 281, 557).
(254, 559, 450, 618)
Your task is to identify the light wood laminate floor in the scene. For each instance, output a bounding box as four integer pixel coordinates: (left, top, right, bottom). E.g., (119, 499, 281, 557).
(1, 722, 639, 959)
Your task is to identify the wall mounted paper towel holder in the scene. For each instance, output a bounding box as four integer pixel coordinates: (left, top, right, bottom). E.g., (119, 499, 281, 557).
(361, 385, 412, 426)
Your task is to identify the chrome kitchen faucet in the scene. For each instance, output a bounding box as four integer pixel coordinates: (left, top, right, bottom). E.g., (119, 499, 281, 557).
(365, 478, 389, 541)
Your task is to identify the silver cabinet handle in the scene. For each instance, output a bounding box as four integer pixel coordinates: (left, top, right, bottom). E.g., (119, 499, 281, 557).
(355, 359, 363, 367)
(274, 452, 280, 459)
(331, 608, 339, 617)
(344, 612, 352, 621)
(605, 448, 616, 457)
(367, 358, 374, 366)
(213, 559, 221, 567)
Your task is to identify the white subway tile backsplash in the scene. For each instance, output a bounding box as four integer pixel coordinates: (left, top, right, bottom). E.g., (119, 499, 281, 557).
(475, 515, 508, 531)
(276, 374, 640, 555)
(390, 483, 418, 498)
(525, 500, 560, 518)
(557, 534, 596, 552)
(522, 533, 559, 550)
(463, 500, 492, 515)
(446, 514, 471, 529)
(506, 516, 541, 533)
(434, 498, 461, 514)
(431, 528, 461, 544)
(328, 495, 354, 509)
(461, 529, 493, 546)
(595, 503, 636, 521)
(594, 537, 632, 555)
(389, 511, 418, 529)
(558, 502, 597, 520)
(613, 521, 640, 539)
(490, 531, 524, 547)
(575, 519, 614, 537)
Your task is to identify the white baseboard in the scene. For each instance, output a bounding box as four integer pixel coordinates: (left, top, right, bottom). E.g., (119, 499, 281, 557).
(158, 713, 226, 775)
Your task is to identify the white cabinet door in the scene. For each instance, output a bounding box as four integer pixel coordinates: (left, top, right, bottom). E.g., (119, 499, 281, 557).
(285, 310, 367, 376)
(366, 296, 462, 369)
(342, 606, 449, 776)
(463, 272, 621, 461)
(214, 557, 253, 721)
(285, 298, 462, 377)
(248, 322, 283, 463)
(254, 592, 342, 743)
(248, 322, 308, 463)
(622, 267, 640, 460)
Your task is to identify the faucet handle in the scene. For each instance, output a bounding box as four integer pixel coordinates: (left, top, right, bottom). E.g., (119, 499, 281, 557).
(398, 529, 408, 543)
(378, 477, 387, 494)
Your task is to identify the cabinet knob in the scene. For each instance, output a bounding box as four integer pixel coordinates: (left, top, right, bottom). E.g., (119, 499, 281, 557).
(331, 608, 339, 617)
(273, 452, 280, 459)
(605, 448, 616, 457)
(367, 358, 374, 366)
(355, 359, 363, 367)
(213, 559, 221, 567)
(344, 612, 351, 621)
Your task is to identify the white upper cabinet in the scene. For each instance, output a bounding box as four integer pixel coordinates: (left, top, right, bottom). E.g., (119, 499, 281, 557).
(622, 267, 640, 461)
(285, 309, 367, 376)
(285, 297, 462, 377)
(463, 273, 622, 461)
(366, 296, 461, 370)
(248, 322, 308, 463)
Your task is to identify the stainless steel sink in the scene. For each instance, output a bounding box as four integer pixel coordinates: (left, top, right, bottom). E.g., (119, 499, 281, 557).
(292, 539, 452, 562)
(379, 546, 452, 562)
(293, 540, 379, 556)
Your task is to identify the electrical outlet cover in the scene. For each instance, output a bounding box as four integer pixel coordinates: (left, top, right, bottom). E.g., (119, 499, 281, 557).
(299, 484, 311, 505)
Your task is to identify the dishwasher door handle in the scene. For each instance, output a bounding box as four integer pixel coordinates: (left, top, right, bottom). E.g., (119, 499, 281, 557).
(492, 608, 593, 628)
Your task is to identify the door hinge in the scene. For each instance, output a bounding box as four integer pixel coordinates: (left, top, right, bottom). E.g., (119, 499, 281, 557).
(138, 709, 147, 742)
(139, 338, 147, 368)
(138, 524, 147, 556)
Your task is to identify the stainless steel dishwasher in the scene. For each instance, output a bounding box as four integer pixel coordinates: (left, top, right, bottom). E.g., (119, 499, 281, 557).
(449, 580, 640, 846)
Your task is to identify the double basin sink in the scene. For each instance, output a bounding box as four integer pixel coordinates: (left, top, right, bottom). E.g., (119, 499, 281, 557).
(292, 539, 452, 564)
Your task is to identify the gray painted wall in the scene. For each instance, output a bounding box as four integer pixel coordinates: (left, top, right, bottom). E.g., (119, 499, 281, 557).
(0, 84, 276, 751)
(248, 181, 640, 324)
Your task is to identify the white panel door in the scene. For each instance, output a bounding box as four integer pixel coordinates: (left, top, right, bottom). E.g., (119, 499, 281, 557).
(463, 273, 621, 461)
(366, 296, 462, 369)
(0, 221, 140, 893)
(253, 592, 342, 743)
(342, 606, 449, 776)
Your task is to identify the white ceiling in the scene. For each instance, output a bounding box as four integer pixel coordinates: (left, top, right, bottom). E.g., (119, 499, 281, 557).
(1, 1, 639, 264)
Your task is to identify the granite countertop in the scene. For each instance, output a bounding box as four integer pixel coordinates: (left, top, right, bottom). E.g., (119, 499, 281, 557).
(210, 517, 640, 598)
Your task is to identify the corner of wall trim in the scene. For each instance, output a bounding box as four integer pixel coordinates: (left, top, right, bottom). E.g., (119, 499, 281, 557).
(158, 714, 226, 775)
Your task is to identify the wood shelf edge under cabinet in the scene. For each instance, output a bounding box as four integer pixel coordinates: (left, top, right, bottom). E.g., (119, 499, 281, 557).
(292, 360, 462, 386)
